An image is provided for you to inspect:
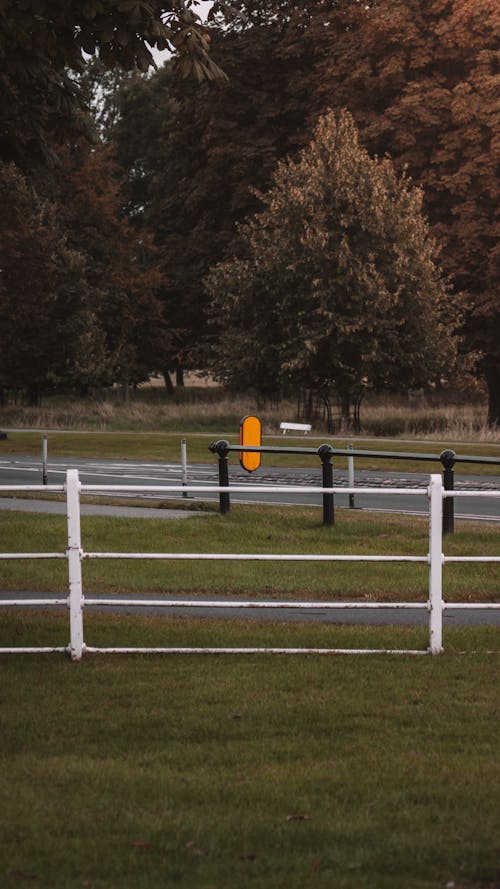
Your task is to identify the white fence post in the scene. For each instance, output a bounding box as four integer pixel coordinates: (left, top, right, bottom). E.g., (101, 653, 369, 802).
(66, 469, 85, 660)
(428, 473, 444, 655)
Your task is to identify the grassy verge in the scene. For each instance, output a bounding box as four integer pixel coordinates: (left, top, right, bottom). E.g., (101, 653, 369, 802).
(1, 429, 500, 474)
(0, 622, 499, 889)
(0, 506, 498, 602)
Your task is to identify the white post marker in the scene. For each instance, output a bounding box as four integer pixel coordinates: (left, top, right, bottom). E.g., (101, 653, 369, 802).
(428, 473, 444, 655)
(66, 469, 85, 660)
(181, 438, 188, 497)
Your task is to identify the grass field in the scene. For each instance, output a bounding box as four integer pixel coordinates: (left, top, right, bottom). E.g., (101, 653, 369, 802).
(0, 623, 499, 889)
(0, 506, 499, 603)
(1, 406, 498, 888)
(1, 428, 500, 476)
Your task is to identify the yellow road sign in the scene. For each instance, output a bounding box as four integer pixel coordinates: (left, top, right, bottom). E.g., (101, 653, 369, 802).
(239, 415, 262, 472)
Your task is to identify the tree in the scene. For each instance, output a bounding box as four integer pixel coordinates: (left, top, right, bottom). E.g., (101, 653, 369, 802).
(113, 0, 499, 418)
(206, 110, 462, 427)
(0, 2, 235, 398)
(310, 0, 500, 422)
(0, 162, 108, 403)
(38, 142, 170, 389)
(112, 4, 343, 378)
(0, 141, 169, 400)
(0, 0, 227, 170)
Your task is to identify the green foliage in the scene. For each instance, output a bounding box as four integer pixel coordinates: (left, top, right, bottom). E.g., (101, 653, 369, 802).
(206, 110, 461, 423)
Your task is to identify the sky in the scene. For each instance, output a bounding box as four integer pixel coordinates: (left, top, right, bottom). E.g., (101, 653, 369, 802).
(193, 0, 214, 18)
(150, 1, 214, 67)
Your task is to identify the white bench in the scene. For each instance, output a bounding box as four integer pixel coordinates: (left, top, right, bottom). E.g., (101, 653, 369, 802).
(280, 422, 312, 435)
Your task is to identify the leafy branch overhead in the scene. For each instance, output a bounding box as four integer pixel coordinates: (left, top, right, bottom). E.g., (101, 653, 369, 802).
(0, 0, 227, 168)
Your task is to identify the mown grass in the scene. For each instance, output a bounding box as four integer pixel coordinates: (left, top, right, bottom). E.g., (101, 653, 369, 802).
(1, 399, 498, 889)
(0, 624, 499, 889)
(1, 428, 500, 475)
(0, 506, 498, 602)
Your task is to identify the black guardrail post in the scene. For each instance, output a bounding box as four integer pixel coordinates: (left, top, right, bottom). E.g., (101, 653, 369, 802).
(348, 443, 355, 508)
(209, 440, 231, 514)
(318, 444, 335, 526)
(42, 434, 48, 485)
(440, 449, 456, 535)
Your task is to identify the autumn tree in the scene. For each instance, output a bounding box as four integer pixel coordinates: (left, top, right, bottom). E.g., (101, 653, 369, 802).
(206, 110, 461, 428)
(40, 143, 170, 389)
(310, 0, 500, 423)
(0, 141, 169, 400)
(112, 0, 498, 417)
(0, 162, 109, 403)
(112, 4, 342, 379)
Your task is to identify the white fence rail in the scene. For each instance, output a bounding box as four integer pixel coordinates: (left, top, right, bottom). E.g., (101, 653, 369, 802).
(0, 471, 499, 660)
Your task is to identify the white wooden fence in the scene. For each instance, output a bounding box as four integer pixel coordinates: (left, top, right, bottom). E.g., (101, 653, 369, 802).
(0, 470, 499, 660)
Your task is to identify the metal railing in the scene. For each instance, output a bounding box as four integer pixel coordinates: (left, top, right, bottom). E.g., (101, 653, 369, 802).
(210, 440, 500, 533)
(28, 433, 500, 533)
(0, 470, 499, 660)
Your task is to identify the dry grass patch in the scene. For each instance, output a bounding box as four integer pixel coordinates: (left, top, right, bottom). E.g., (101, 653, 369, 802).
(0, 389, 497, 442)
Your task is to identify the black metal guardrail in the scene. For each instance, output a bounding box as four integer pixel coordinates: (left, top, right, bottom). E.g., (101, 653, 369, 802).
(209, 440, 500, 534)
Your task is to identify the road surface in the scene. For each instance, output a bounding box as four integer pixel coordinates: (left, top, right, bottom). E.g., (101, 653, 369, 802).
(0, 455, 499, 520)
(2, 591, 499, 626)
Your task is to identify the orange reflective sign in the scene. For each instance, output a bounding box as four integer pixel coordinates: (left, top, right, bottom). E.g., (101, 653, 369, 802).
(239, 415, 262, 473)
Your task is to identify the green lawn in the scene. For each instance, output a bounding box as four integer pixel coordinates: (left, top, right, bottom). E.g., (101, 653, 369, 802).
(0, 625, 499, 889)
(1, 428, 500, 474)
(1, 501, 498, 888)
(0, 506, 499, 603)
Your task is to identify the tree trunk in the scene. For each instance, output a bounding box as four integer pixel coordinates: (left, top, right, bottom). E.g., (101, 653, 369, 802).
(27, 383, 41, 406)
(485, 365, 500, 427)
(176, 366, 184, 386)
(340, 394, 351, 431)
(163, 371, 174, 395)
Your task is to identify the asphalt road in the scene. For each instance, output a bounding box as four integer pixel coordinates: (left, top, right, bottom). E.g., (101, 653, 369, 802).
(1, 455, 500, 520)
(3, 591, 499, 626)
